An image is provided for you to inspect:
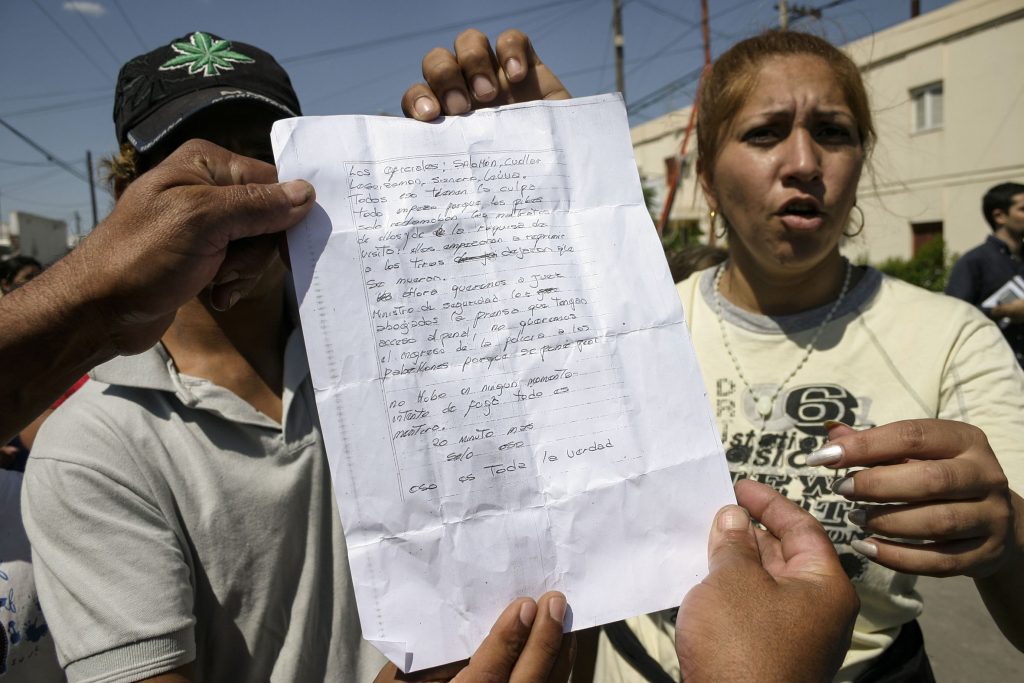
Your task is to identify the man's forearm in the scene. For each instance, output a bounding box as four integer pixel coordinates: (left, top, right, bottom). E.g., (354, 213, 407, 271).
(975, 491, 1024, 652)
(0, 244, 113, 442)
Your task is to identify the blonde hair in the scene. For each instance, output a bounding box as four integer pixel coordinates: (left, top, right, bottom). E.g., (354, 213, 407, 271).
(99, 142, 142, 197)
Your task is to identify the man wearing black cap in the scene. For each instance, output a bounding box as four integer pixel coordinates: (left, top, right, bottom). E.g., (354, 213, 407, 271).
(21, 32, 388, 682)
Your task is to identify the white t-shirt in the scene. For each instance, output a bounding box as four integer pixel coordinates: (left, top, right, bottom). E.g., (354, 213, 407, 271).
(0, 470, 63, 682)
(596, 266, 1024, 682)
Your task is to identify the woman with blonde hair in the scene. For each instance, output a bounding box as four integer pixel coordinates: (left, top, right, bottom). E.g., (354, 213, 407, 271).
(404, 27, 1024, 681)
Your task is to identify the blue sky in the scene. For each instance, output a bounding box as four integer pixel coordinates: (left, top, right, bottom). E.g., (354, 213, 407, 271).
(0, 0, 956, 236)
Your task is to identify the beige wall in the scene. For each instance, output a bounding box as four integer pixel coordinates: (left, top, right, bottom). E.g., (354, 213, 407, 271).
(630, 106, 708, 230)
(631, 0, 1024, 262)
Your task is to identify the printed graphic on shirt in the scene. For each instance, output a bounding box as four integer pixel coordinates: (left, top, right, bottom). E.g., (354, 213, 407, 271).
(714, 378, 873, 581)
(0, 568, 53, 676)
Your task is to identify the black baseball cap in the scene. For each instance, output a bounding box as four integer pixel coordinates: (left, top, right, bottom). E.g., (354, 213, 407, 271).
(113, 31, 301, 153)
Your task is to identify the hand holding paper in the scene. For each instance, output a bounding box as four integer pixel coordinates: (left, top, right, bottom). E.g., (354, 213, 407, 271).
(402, 28, 570, 120)
(273, 93, 733, 672)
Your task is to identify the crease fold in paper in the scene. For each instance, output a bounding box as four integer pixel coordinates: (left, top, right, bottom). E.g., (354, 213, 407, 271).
(272, 94, 733, 673)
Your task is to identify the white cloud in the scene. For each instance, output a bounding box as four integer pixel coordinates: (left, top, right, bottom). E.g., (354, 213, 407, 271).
(62, 1, 107, 17)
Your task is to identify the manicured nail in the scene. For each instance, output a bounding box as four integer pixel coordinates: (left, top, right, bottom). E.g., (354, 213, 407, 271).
(413, 96, 437, 119)
(824, 419, 850, 430)
(505, 57, 524, 80)
(519, 600, 537, 628)
(443, 90, 470, 114)
(471, 74, 496, 100)
(281, 180, 312, 206)
(227, 290, 242, 309)
(548, 595, 567, 623)
(851, 539, 878, 558)
(847, 508, 867, 527)
(831, 476, 855, 496)
(806, 443, 844, 466)
(718, 505, 750, 531)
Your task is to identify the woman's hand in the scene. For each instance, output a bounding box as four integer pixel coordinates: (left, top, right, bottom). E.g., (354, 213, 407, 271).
(808, 419, 1018, 578)
(401, 29, 570, 121)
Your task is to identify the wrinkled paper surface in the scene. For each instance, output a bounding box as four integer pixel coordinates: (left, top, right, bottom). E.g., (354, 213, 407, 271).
(272, 94, 733, 672)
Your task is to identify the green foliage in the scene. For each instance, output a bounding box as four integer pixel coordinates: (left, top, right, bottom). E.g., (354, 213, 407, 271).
(661, 219, 702, 257)
(875, 236, 955, 292)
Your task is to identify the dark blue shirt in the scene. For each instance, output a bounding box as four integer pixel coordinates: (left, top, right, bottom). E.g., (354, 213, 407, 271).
(946, 234, 1024, 365)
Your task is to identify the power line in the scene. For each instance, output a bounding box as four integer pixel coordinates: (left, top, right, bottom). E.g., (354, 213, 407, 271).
(0, 157, 55, 168)
(73, 2, 124, 68)
(1, 168, 65, 193)
(1, 93, 111, 118)
(29, 0, 112, 83)
(111, 0, 148, 52)
(632, 0, 742, 44)
(626, 63, 705, 117)
(0, 117, 90, 185)
(279, 0, 589, 66)
(0, 191, 89, 210)
(2, 86, 109, 104)
(634, 0, 699, 27)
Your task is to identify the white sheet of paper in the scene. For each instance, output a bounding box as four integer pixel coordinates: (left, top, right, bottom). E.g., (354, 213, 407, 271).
(272, 93, 733, 673)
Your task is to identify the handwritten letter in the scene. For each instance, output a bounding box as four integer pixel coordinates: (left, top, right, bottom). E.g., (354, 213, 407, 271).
(273, 94, 733, 672)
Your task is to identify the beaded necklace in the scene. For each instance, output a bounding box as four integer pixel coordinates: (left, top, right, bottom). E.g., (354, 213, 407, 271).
(712, 258, 853, 420)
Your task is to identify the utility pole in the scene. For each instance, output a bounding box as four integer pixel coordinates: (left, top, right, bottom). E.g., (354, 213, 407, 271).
(86, 150, 98, 230)
(613, 0, 625, 101)
(74, 211, 82, 238)
(656, 0, 711, 239)
(911, 0, 920, 17)
(779, 0, 789, 30)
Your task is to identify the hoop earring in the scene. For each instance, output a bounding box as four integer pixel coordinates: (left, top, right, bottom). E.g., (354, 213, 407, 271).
(710, 209, 727, 239)
(844, 205, 865, 237)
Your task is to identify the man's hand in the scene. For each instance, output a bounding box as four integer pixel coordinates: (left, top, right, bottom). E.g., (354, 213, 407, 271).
(72, 138, 314, 355)
(0, 139, 315, 441)
(992, 298, 1024, 324)
(402, 29, 569, 121)
(374, 592, 574, 682)
(676, 480, 859, 683)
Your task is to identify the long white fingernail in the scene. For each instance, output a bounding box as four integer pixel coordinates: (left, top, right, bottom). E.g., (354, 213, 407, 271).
(847, 508, 867, 527)
(851, 539, 878, 558)
(830, 476, 855, 496)
(807, 443, 844, 466)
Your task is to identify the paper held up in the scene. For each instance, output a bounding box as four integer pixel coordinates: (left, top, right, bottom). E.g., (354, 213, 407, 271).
(272, 93, 733, 673)
(981, 275, 1024, 329)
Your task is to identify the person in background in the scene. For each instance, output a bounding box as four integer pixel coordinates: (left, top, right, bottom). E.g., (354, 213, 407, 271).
(404, 27, 1024, 681)
(945, 181, 1024, 367)
(0, 252, 62, 681)
(0, 252, 78, 477)
(0, 257, 42, 296)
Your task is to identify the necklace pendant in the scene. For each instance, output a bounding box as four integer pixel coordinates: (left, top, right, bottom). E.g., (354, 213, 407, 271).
(755, 395, 774, 418)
